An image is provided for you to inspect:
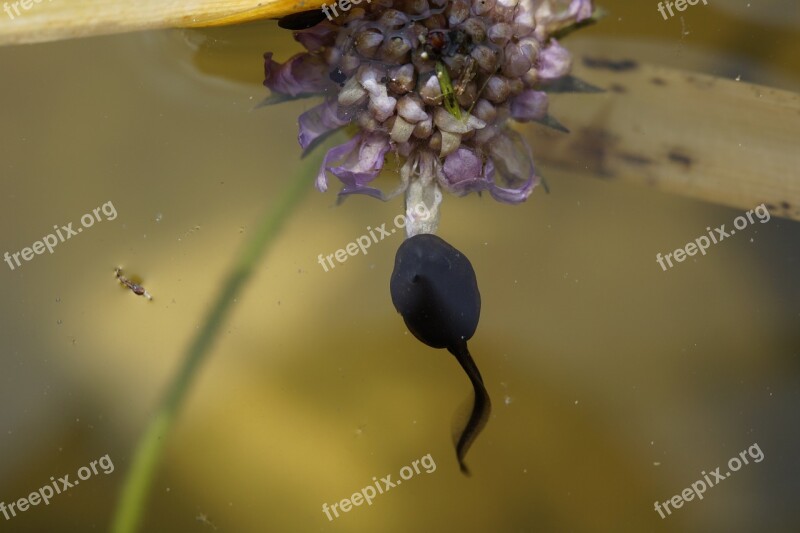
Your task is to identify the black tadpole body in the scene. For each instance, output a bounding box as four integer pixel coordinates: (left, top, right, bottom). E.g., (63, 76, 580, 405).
(277, 10, 327, 30)
(390, 233, 491, 475)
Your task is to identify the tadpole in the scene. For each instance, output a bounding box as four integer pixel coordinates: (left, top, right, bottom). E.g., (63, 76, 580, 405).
(277, 10, 327, 30)
(390, 233, 490, 475)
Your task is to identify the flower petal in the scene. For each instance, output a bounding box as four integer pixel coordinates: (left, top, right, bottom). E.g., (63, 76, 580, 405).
(330, 132, 391, 186)
(433, 107, 486, 134)
(487, 130, 538, 203)
(534, 0, 594, 39)
(298, 99, 350, 151)
(537, 40, 572, 81)
(488, 168, 536, 204)
(338, 76, 369, 107)
(368, 90, 397, 122)
(337, 185, 387, 200)
(294, 24, 336, 52)
(503, 42, 533, 78)
(512, 0, 536, 37)
(420, 74, 443, 105)
(439, 131, 462, 157)
(263, 52, 330, 97)
(391, 116, 416, 143)
(441, 148, 487, 195)
(315, 134, 361, 192)
(568, 0, 594, 21)
(510, 90, 549, 122)
(397, 95, 428, 123)
(335, 132, 403, 201)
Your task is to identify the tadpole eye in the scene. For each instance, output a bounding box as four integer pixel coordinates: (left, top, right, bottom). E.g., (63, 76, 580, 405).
(412, 274, 420, 283)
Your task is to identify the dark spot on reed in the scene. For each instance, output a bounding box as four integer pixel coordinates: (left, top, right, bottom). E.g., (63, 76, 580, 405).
(570, 127, 620, 178)
(668, 150, 692, 169)
(582, 57, 638, 72)
(618, 152, 653, 166)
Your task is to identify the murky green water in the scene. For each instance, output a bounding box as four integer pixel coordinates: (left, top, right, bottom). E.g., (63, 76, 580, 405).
(1, 0, 798, 531)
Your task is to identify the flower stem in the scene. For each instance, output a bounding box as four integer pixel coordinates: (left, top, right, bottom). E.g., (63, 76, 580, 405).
(110, 134, 341, 533)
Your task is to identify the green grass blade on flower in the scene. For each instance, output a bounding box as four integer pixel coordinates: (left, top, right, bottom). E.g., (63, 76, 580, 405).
(436, 61, 462, 120)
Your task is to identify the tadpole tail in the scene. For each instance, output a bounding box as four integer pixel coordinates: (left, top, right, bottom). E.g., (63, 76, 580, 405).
(448, 340, 491, 476)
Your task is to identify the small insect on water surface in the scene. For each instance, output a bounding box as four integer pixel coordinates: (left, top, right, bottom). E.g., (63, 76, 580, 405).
(114, 267, 152, 300)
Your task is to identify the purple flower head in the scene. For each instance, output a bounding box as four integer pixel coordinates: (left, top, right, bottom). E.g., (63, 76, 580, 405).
(265, 0, 595, 233)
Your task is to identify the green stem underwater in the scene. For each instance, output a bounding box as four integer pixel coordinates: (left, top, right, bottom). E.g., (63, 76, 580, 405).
(110, 133, 343, 533)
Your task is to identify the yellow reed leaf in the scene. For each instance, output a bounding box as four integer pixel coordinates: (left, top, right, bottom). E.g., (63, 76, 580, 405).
(0, 0, 325, 45)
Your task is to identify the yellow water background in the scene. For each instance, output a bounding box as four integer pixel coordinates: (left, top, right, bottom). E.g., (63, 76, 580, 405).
(0, 0, 798, 531)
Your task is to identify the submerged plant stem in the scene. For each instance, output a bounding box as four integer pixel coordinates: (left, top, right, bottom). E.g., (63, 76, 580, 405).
(110, 133, 343, 533)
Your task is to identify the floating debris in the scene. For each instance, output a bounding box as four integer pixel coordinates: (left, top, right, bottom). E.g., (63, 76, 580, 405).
(195, 512, 218, 530)
(114, 267, 153, 300)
